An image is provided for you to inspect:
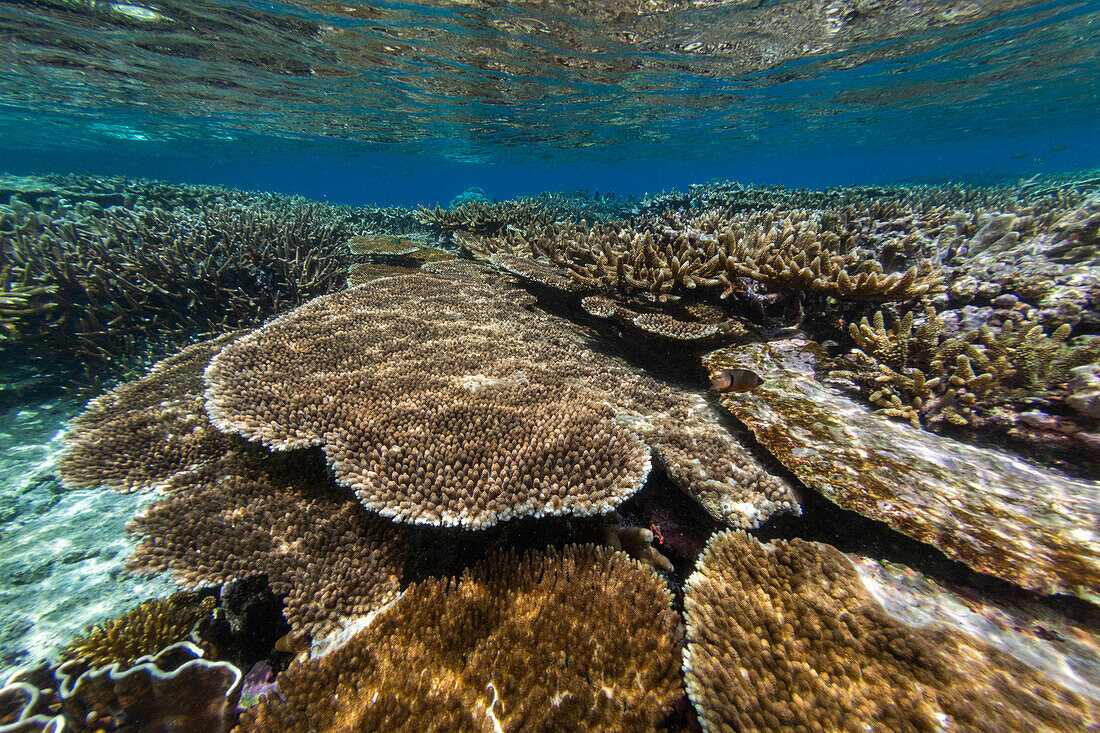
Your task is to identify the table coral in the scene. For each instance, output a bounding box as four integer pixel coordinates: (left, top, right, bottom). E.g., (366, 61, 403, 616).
(238, 545, 681, 733)
(57, 334, 406, 638)
(57, 332, 242, 493)
(128, 449, 406, 638)
(205, 272, 797, 529)
(683, 530, 1100, 733)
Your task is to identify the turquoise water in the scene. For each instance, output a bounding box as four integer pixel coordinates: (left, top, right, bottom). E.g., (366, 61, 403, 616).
(2, 1, 1100, 731)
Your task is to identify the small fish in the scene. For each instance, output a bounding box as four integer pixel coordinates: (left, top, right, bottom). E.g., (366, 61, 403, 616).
(710, 368, 762, 393)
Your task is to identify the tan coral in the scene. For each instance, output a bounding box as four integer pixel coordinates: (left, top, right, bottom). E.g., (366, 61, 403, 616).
(57, 332, 243, 492)
(839, 306, 1100, 428)
(238, 545, 682, 733)
(60, 593, 215, 670)
(128, 448, 406, 637)
(684, 530, 1100, 733)
(203, 272, 797, 530)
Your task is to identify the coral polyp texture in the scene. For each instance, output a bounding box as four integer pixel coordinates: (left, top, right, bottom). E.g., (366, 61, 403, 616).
(238, 545, 682, 732)
(683, 531, 1100, 733)
(57, 332, 242, 493)
(204, 272, 797, 529)
(129, 448, 406, 637)
(57, 333, 406, 637)
(705, 339, 1100, 601)
(60, 593, 214, 670)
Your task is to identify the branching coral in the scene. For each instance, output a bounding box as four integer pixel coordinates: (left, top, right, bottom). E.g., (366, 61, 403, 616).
(60, 593, 215, 671)
(0, 186, 370, 378)
(837, 306, 1100, 428)
(239, 545, 682, 732)
(415, 199, 554, 234)
(684, 531, 1100, 733)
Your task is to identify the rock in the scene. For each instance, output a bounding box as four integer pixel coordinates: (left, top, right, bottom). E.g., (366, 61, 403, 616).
(1067, 364, 1100, 419)
(704, 338, 1100, 602)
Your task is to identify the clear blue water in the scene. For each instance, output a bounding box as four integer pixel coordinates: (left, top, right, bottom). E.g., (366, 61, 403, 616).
(0, 0, 1098, 203)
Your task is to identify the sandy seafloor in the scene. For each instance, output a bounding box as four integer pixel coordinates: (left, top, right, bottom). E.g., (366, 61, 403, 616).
(0, 395, 175, 676)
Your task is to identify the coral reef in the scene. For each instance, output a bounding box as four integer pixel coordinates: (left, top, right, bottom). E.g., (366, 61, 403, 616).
(0, 175, 405, 380)
(239, 545, 681, 732)
(58, 642, 242, 733)
(415, 199, 555, 234)
(836, 305, 1100, 431)
(57, 334, 406, 638)
(705, 339, 1100, 601)
(465, 205, 945, 302)
(57, 333, 241, 493)
(59, 593, 215, 670)
(129, 449, 406, 637)
(204, 271, 797, 529)
(683, 530, 1100, 732)
(1, 642, 241, 732)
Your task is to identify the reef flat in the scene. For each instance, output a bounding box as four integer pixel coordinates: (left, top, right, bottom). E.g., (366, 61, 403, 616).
(1, 172, 1099, 731)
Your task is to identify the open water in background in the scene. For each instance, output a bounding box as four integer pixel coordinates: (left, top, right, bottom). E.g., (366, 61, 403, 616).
(0, 0, 1097, 202)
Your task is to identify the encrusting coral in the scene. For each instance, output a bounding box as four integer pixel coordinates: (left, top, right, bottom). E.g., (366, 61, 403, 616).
(60, 593, 215, 671)
(204, 271, 797, 529)
(683, 530, 1100, 733)
(237, 545, 682, 732)
(0, 642, 241, 733)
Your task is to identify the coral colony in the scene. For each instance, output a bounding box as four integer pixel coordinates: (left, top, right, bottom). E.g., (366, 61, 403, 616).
(1, 174, 1099, 731)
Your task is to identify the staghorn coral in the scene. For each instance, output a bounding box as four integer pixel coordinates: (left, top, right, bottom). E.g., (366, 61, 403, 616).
(415, 199, 554, 235)
(838, 305, 1100, 428)
(60, 593, 215, 671)
(683, 530, 1100, 733)
(238, 545, 681, 732)
(464, 205, 945, 303)
(204, 272, 797, 529)
(0, 179, 378, 379)
(129, 448, 406, 638)
(57, 333, 242, 493)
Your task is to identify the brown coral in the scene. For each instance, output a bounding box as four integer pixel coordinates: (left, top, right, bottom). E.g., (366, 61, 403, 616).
(58, 642, 242, 733)
(57, 332, 406, 638)
(415, 199, 554, 234)
(238, 545, 681, 732)
(57, 332, 242, 492)
(684, 530, 1100, 733)
(839, 306, 1100, 428)
(60, 593, 215, 670)
(204, 272, 797, 529)
(128, 448, 406, 637)
(204, 275, 650, 529)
